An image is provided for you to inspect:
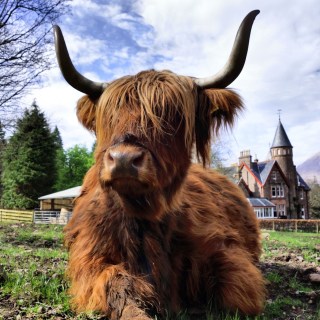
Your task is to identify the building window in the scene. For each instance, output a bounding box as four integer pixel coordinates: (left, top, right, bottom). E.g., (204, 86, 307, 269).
(300, 190, 304, 200)
(300, 206, 305, 219)
(271, 185, 284, 198)
(254, 207, 274, 219)
(278, 204, 286, 217)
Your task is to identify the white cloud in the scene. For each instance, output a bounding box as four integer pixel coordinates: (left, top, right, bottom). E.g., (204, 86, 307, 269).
(26, 0, 320, 167)
(135, 0, 320, 165)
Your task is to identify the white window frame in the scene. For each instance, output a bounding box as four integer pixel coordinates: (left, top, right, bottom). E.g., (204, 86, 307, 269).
(278, 204, 286, 217)
(271, 185, 284, 198)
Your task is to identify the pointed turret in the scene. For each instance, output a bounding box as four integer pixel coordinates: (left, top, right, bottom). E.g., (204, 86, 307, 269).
(271, 120, 293, 148)
(270, 119, 297, 218)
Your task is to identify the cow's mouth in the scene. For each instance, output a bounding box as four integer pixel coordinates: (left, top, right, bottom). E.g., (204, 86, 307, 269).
(121, 193, 153, 211)
(103, 177, 151, 195)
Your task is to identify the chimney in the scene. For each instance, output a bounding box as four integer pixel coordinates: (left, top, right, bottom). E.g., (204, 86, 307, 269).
(239, 150, 252, 168)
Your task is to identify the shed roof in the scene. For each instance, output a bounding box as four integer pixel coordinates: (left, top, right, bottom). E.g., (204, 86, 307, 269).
(39, 186, 81, 200)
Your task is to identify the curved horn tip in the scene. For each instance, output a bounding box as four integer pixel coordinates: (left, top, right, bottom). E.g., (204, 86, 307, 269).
(53, 25, 62, 39)
(194, 9, 260, 89)
(249, 9, 260, 17)
(53, 24, 107, 98)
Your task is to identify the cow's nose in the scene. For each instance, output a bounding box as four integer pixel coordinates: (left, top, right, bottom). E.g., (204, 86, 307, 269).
(105, 148, 146, 177)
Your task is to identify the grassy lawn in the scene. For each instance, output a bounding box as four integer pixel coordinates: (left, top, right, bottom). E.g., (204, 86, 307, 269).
(0, 223, 319, 319)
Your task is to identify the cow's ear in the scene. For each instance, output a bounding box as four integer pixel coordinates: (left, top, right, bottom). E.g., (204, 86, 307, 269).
(76, 95, 96, 132)
(195, 89, 243, 165)
(201, 88, 243, 134)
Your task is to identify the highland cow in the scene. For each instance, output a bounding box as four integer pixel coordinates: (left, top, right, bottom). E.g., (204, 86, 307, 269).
(54, 10, 265, 320)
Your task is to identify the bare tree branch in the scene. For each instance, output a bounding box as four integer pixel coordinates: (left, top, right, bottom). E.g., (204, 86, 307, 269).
(0, 0, 70, 128)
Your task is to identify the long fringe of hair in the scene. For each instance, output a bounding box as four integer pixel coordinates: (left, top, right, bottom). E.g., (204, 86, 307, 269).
(95, 70, 196, 148)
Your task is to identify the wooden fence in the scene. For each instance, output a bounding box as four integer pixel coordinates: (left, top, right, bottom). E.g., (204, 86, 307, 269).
(259, 219, 320, 233)
(0, 209, 33, 223)
(0, 209, 71, 225)
(0, 210, 319, 232)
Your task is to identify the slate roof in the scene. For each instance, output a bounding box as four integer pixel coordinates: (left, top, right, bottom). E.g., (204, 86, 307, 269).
(39, 186, 81, 200)
(297, 173, 311, 191)
(247, 198, 276, 207)
(271, 120, 293, 148)
(243, 159, 310, 191)
(250, 160, 276, 185)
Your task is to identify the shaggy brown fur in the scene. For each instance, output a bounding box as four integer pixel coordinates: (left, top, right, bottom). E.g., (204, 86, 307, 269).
(65, 70, 265, 319)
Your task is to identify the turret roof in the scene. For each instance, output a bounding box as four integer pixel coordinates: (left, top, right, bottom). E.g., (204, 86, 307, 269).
(271, 120, 293, 148)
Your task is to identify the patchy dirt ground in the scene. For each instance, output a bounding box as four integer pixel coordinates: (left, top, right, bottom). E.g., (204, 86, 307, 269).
(0, 224, 319, 319)
(260, 262, 319, 319)
(258, 234, 320, 320)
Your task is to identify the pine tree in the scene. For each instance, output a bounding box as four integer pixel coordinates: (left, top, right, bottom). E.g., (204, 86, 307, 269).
(52, 126, 63, 150)
(0, 121, 6, 203)
(1, 102, 56, 209)
(51, 126, 65, 191)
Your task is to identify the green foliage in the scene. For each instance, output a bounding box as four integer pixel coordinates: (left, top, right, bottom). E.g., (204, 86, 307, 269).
(1, 102, 56, 209)
(308, 181, 320, 218)
(52, 126, 63, 151)
(54, 144, 94, 191)
(0, 121, 6, 202)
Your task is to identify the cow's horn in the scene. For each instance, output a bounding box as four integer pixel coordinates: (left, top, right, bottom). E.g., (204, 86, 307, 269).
(53, 25, 107, 98)
(194, 10, 259, 89)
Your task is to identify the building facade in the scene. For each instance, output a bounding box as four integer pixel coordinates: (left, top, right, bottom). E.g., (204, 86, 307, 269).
(237, 120, 310, 219)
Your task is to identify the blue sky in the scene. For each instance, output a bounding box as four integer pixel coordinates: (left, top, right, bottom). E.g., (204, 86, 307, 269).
(27, 0, 320, 166)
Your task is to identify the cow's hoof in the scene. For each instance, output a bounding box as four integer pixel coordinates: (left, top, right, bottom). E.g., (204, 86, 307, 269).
(121, 305, 152, 320)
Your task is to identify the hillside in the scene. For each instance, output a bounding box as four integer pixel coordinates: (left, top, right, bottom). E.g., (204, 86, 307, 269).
(297, 151, 320, 182)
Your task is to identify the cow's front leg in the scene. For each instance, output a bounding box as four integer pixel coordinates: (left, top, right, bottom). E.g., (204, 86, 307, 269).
(87, 266, 157, 320)
(209, 248, 266, 315)
(106, 271, 156, 320)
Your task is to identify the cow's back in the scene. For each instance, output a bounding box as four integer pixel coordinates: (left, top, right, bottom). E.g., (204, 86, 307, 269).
(177, 164, 261, 261)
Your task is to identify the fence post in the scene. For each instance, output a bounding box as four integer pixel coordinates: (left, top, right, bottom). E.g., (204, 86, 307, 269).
(295, 220, 298, 232)
(272, 220, 275, 231)
(316, 222, 319, 234)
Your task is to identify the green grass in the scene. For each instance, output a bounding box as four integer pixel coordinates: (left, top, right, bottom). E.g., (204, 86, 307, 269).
(267, 231, 319, 249)
(263, 297, 303, 319)
(0, 223, 75, 319)
(265, 271, 283, 284)
(0, 223, 319, 319)
(261, 230, 319, 262)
